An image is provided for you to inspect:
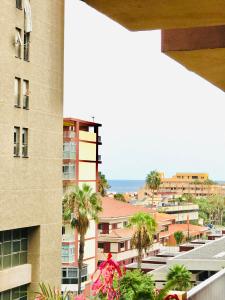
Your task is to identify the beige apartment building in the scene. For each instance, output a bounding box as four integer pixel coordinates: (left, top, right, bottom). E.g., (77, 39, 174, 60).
(138, 173, 225, 204)
(0, 0, 64, 298)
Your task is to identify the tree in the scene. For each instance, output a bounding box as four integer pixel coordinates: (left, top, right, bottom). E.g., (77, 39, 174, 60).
(119, 269, 185, 300)
(166, 264, 192, 291)
(128, 212, 157, 269)
(114, 193, 126, 202)
(174, 231, 184, 245)
(63, 184, 102, 295)
(98, 172, 111, 196)
(208, 195, 225, 225)
(146, 170, 161, 207)
(119, 270, 155, 300)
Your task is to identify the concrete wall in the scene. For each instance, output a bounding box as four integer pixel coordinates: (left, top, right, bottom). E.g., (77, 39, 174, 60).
(0, 0, 64, 292)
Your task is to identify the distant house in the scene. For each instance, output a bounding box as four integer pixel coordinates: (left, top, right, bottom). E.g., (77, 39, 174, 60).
(97, 197, 176, 265)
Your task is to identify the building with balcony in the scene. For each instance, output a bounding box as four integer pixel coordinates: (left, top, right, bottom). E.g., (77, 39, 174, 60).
(62, 118, 102, 294)
(159, 203, 199, 223)
(138, 173, 225, 204)
(63, 118, 102, 193)
(0, 0, 64, 297)
(97, 197, 176, 265)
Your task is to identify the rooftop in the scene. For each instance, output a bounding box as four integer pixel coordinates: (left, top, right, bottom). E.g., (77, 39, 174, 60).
(175, 236, 225, 260)
(167, 223, 208, 235)
(100, 197, 175, 224)
(64, 117, 102, 127)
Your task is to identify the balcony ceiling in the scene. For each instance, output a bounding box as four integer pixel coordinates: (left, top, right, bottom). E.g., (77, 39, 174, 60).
(83, 0, 225, 31)
(162, 26, 225, 91)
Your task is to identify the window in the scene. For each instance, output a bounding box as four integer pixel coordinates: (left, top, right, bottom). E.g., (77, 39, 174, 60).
(22, 128, 28, 157)
(15, 28, 22, 58)
(63, 142, 76, 159)
(14, 78, 21, 107)
(16, 0, 22, 9)
(120, 242, 125, 249)
(98, 243, 104, 249)
(61, 244, 74, 263)
(14, 127, 20, 157)
(63, 163, 75, 180)
(62, 266, 88, 285)
(0, 229, 28, 270)
(0, 285, 27, 300)
(24, 32, 30, 62)
(22, 80, 29, 109)
(98, 223, 103, 230)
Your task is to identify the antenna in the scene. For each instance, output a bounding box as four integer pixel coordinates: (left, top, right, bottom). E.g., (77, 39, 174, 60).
(91, 116, 95, 122)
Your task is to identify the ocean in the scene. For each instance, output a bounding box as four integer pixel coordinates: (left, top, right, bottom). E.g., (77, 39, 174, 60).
(108, 180, 225, 194)
(108, 180, 145, 193)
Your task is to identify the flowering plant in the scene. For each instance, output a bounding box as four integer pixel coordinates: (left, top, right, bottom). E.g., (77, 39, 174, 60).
(92, 253, 124, 300)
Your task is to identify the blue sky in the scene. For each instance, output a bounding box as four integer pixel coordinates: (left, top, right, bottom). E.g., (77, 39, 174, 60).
(64, 0, 225, 180)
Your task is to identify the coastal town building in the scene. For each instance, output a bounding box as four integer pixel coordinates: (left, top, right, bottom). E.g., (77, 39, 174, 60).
(62, 118, 102, 294)
(0, 0, 64, 297)
(97, 197, 176, 264)
(138, 173, 225, 205)
(159, 203, 199, 223)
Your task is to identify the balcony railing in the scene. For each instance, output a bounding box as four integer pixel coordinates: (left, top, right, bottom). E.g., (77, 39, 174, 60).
(22, 144, 28, 157)
(98, 155, 102, 162)
(14, 143, 20, 157)
(98, 136, 102, 143)
(23, 95, 29, 109)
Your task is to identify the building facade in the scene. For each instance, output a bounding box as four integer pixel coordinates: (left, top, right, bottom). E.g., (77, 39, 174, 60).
(62, 118, 102, 293)
(97, 198, 175, 265)
(0, 0, 64, 297)
(138, 173, 225, 204)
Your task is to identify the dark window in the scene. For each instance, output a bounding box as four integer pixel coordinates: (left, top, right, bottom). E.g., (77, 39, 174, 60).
(14, 127, 20, 157)
(22, 128, 28, 157)
(16, 0, 22, 9)
(0, 229, 28, 270)
(98, 242, 104, 249)
(15, 28, 22, 58)
(22, 80, 29, 109)
(24, 33, 30, 62)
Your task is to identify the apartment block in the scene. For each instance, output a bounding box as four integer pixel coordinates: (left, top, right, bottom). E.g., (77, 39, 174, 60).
(0, 0, 64, 297)
(62, 118, 102, 293)
(97, 198, 175, 265)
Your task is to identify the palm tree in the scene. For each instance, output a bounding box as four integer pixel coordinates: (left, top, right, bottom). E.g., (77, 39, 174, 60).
(166, 264, 192, 291)
(63, 184, 102, 295)
(98, 172, 111, 196)
(174, 231, 184, 246)
(146, 171, 161, 207)
(129, 212, 157, 269)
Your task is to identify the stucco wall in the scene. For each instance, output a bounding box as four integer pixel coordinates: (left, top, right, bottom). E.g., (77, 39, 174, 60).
(0, 0, 64, 291)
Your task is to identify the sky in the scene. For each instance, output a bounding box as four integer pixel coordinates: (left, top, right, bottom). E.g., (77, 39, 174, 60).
(64, 0, 225, 181)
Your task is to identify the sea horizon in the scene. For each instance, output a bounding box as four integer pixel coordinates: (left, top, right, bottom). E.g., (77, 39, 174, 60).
(108, 179, 225, 194)
(108, 179, 145, 193)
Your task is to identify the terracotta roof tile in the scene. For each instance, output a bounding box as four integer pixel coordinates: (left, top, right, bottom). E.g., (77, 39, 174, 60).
(100, 197, 175, 225)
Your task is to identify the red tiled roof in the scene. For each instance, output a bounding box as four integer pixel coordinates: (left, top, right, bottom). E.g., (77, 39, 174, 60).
(168, 223, 208, 235)
(100, 197, 175, 224)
